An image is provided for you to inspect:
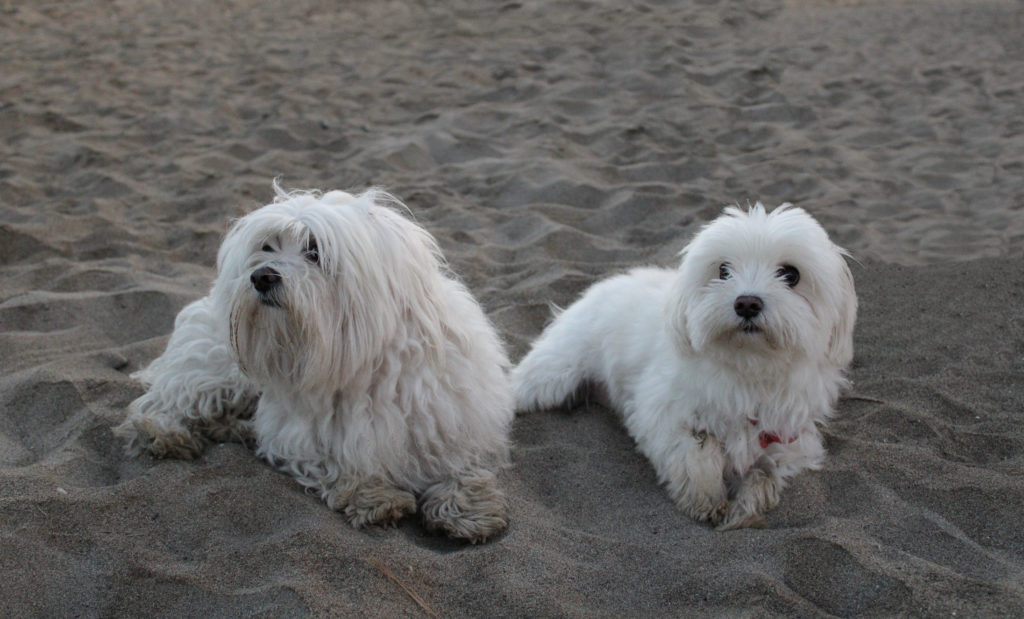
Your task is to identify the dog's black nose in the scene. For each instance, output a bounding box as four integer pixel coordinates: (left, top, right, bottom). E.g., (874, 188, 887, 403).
(734, 295, 764, 319)
(251, 266, 282, 293)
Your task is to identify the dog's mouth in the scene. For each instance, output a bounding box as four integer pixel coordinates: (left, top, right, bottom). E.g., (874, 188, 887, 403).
(257, 293, 283, 308)
(740, 321, 762, 334)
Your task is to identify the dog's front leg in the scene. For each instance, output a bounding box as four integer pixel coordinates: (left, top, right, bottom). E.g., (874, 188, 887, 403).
(717, 455, 781, 530)
(116, 296, 257, 459)
(653, 429, 730, 526)
(325, 475, 417, 529)
(420, 469, 509, 543)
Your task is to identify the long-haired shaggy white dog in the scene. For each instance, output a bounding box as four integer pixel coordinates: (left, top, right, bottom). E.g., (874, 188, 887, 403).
(512, 203, 857, 530)
(116, 185, 513, 542)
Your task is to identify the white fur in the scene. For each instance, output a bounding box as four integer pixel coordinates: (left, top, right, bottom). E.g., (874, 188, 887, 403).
(117, 185, 514, 542)
(512, 203, 857, 529)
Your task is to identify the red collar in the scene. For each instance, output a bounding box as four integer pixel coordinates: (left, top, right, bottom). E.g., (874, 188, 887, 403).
(758, 431, 797, 449)
(749, 419, 798, 449)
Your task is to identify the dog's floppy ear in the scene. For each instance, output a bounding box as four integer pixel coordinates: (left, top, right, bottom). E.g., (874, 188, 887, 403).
(665, 251, 694, 355)
(826, 253, 857, 368)
(323, 193, 451, 388)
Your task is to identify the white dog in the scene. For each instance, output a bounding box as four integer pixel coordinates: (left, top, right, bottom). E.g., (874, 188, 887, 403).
(512, 203, 856, 530)
(117, 185, 514, 542)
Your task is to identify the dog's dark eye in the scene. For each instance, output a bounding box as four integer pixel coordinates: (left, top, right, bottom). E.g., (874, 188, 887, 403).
(777, 264, 800, 287)
(261, 244, 274, 253)
(304, 241, 319, 265)
(718, 263, 732, 280)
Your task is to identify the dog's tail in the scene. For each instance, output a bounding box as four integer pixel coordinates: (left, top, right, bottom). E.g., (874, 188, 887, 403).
(509, 312, 589, 414)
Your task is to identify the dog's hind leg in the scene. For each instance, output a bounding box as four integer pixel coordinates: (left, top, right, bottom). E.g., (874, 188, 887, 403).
(115, 296, 257, 459)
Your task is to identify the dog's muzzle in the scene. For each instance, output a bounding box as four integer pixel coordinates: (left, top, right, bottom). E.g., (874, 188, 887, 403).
(251, 266, 283, 307)
(734, 295, 764, 333)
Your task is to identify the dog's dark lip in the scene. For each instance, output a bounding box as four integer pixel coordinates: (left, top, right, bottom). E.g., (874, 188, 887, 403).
(258, 295, 282, 308)
(740, 322, 762, 334)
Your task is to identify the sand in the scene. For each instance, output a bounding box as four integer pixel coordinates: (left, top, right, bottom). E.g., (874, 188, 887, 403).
(2, 0, 1023, 615)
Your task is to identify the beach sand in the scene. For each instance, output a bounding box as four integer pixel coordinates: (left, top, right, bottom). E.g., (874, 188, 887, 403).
(2, 0, 1023, 615)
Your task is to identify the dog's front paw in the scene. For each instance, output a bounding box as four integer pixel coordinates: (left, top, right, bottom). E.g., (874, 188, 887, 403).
(695, 498, 730, 527)
(716, 507, 767, 531)
(116, 418, 206, 460)
(146, 430, 205, 460)
(420, 472, 509, 543)
(716, 465, 779, 531)
(196, 416, 256, 449)
(329, 480, 417, 529)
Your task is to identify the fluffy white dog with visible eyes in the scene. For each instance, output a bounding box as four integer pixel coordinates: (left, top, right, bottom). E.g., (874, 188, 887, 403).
(512, 203, 856, 530)
(116, 184, 513, 542)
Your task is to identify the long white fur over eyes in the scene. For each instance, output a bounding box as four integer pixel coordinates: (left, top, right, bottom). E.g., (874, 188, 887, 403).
(117, 185, 515, 543)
